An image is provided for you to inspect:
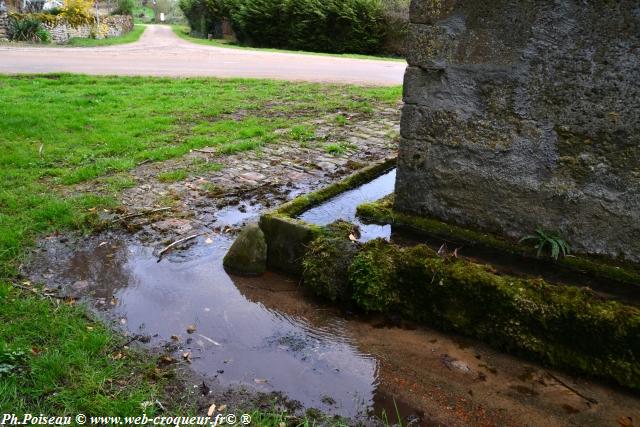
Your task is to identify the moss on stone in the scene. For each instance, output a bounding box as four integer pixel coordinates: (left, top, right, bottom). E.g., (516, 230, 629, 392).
(274, 157, 396, 218)
(223, 223, 267, 276)
(349, 239, 401, 312)
(301, 221, 360, 303)
(356, 195, 640, 287)
(307, 234, 640, 390)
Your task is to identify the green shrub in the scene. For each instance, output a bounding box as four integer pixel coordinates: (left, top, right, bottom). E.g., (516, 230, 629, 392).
(224, 0, 387, 54)
(113, 0, 134, 15)
(380, 0, 409, 55)
(8, 16, 50, 42)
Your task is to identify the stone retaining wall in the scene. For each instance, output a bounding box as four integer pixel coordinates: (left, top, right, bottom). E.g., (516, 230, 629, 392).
(42, 14, 132, 43)
(0, 10, 9, 40)
(397, 0, 640, 262)
(3, 13, 132, 43)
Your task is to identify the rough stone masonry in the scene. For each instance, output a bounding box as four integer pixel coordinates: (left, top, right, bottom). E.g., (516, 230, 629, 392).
(396, 0, 640, 262)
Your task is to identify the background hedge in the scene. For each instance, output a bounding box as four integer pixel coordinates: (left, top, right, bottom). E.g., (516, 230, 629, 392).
(179, 0, 407, 55)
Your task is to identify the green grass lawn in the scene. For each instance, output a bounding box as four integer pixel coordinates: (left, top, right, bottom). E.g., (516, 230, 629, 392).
(0, 74, 401, 416)
(172, 25, 407, 62)
(67, 25, 146, 47)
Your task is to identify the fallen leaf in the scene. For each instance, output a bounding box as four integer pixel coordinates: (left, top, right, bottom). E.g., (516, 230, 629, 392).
(207, 403, 216, 417)
(279, 423, 286, 427)
(182, 351, 192, 363)
(186, 324, 197, 334)
(617, 417, 634, 427)
(98, 242, 108, 247)
(437, 243, 447, 256)
(170, 335, 180, 341)
(218, 404, 227, 412)
(159, 355, 176, 366)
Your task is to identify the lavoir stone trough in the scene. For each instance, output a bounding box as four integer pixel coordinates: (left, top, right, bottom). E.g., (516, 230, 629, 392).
(225, 0, 640, 399)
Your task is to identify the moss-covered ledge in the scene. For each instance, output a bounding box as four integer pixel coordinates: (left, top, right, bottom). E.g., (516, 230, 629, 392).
(275, 156, 396, 218)
(356, 195, 640, 288)
(259, 157, 396, 274)
(302, 235, 640, 391)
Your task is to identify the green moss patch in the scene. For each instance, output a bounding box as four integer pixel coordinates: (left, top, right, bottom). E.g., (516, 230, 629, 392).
(356, 195, 640, 288)
(273, 157, 396, 218)
(302, 221, 360, 303)
(304, 236, 640, 391)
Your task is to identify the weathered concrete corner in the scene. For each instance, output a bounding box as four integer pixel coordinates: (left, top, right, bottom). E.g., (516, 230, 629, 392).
(223, 223, 267, 276)
(257, 158, 396, 275)
(397, 0, 640, 262)
(259, 214, 318, 276)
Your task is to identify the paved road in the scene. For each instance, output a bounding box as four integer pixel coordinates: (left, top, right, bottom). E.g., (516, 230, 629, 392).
(0, 25, 406, 85)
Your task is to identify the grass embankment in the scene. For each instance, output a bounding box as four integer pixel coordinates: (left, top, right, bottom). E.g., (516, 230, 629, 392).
(133, 6, 155, 24)
(67, 25, 146, 47)
(0, 74, 401, 416)
(171, 25, 407, 62)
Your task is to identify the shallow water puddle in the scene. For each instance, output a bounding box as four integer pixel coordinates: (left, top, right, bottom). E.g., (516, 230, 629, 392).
(62, 236, 379, 417)
(298, 168, 395, 241)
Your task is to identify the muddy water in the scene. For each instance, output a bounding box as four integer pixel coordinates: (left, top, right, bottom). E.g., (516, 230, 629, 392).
(298, 168, 395, 241)
(60, 236, 379, 418)
(45, 234, 640, 426)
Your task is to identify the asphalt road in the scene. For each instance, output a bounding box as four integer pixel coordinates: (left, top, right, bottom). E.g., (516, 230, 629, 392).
(0, 25, 406, 85)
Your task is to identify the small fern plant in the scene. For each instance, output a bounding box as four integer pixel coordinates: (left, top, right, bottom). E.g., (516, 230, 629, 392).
(520, 228, 571, 260)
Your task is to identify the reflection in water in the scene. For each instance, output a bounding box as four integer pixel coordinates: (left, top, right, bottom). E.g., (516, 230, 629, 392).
(298, 169, 395, 241)
(62, 236, 378, 418)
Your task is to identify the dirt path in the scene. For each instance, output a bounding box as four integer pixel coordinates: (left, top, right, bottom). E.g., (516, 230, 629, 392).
(0, 25, 406, 85)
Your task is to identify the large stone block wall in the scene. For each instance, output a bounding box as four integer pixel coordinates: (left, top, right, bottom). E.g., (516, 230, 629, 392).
(396, 0, 640, 262)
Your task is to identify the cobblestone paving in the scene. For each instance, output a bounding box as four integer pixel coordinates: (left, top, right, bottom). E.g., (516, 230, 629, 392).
(72, 106, 400, 246)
